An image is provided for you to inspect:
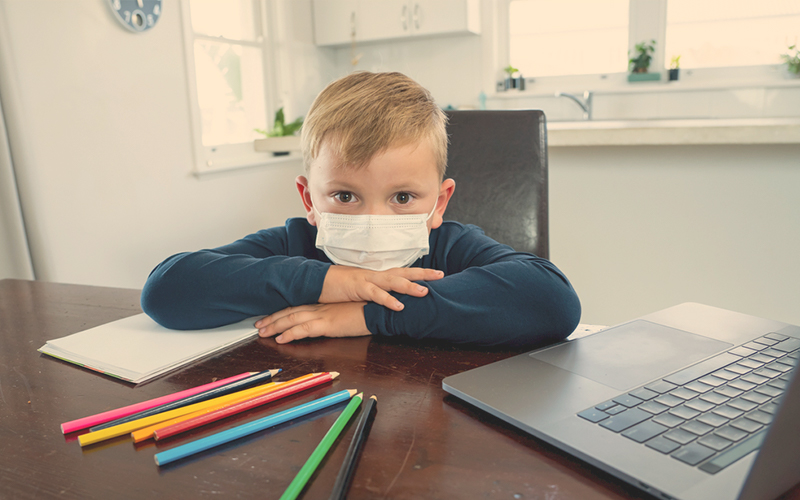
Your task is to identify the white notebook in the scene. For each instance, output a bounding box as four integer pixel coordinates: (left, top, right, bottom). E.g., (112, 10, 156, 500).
(38, 314, 259, 384)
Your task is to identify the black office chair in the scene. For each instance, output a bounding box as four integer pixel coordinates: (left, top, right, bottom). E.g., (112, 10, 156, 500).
(444, 110, 549, 259)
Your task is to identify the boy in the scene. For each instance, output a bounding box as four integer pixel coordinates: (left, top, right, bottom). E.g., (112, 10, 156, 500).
(141, 72, 580, 347)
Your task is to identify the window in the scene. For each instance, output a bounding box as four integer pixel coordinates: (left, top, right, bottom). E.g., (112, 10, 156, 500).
(502, 0, 800, 89)
(509, 0, 629, 77)
(665, 1, 800, 69)
(181, 0, 280, 174)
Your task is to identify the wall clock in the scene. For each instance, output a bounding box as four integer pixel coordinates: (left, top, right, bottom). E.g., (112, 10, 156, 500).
(108, 0, 163, 33)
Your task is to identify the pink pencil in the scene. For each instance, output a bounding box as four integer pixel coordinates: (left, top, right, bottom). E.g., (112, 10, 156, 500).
(60, 371, 256, 434)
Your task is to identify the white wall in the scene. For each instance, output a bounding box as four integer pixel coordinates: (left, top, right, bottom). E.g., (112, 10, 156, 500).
(0, 0, 333, 289)
(549, 144, 800, 326)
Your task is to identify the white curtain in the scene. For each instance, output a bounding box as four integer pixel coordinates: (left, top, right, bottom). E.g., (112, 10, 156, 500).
(0, 89, 34, 280)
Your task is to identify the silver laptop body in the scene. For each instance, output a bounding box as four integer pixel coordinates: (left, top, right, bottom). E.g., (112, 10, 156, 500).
(442, 303, 800, 500)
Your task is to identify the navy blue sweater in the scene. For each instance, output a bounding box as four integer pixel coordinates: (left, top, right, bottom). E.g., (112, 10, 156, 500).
(141, 218, 581, 347)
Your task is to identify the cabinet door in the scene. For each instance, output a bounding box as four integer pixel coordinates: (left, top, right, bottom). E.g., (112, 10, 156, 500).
(411, 0, 479, 37)
(357, 0, 410, 42)
(313, 0, 358, 46)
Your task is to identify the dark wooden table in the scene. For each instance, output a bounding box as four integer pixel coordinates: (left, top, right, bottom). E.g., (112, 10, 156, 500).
(1, 279, 798, 500)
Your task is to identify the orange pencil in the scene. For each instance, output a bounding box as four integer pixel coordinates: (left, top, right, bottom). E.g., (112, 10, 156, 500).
(154, 371, 339, 441)
(131, 373, 322, 442)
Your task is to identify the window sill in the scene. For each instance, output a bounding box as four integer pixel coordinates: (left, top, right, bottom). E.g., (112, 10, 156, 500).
(547, 118, 800, 147)
(490, 73, 800, 100)
(193, 152, 301, 178)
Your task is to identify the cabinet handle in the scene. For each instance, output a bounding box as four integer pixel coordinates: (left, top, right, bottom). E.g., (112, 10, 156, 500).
(350, 11, 356, 38)
(401, 4, 408, 31)
(413, 3, 420, 30)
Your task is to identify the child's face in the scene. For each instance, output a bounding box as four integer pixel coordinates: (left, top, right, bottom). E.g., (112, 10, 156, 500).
(297, 140, 455, 231)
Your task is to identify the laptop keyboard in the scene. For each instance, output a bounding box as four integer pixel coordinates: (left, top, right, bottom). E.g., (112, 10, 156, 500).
(577, 332, 799, 473)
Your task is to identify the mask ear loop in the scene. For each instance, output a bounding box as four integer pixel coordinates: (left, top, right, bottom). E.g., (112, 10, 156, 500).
(424, 199, 438, 221)
(309, 193, 324, 221)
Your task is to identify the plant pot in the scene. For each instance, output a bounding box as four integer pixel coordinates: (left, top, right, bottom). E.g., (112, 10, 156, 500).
(628, 72, 661, 82)
(669, 68, 680, 81)
(503, 76, 526, 91)
(254, 135, 301, 156)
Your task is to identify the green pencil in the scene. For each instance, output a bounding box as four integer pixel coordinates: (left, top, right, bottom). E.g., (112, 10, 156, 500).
(279, 392, 363, 500)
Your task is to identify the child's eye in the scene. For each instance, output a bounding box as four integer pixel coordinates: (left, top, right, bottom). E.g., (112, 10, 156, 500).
(394, 192, 413, 204)
(334, 192, 355, 203)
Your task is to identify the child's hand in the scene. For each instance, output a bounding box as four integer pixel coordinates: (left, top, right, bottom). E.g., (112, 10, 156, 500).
(319, 265, 444, 311)
(255, 302, 370, 344)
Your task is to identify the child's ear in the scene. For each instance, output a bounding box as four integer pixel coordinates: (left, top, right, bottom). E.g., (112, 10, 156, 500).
(295, 176, 317, 226)
(431, 178, 456, 230)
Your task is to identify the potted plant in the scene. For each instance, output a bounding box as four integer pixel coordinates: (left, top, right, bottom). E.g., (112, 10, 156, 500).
(502, 64, 525, 91)
(780, 44, 800, 77)
(669, 55, 681, 81)
(628, 40, 660, 82)
(254, 107, 303, 156)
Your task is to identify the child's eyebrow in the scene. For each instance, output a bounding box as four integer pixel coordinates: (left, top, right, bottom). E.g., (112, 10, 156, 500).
(320, 179, 361, 191)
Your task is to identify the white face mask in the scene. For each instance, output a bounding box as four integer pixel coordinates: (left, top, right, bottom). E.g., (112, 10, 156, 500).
(312, 198, 438, 271)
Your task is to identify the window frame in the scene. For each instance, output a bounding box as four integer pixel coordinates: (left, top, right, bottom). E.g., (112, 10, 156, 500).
(494, 0, 796, 96)
(179, 0, 295, 176)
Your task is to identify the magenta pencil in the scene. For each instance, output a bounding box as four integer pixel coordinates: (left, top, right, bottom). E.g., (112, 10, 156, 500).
(60, 371, 256, 434)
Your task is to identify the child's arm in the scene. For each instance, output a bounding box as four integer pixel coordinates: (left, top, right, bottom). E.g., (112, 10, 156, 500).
(362, 223, 581, 348)
(140, 222, 328, 330)
(255, 223, 580, 348)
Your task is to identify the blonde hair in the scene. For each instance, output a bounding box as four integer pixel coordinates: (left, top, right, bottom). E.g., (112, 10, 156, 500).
(301, 71, 448, 178)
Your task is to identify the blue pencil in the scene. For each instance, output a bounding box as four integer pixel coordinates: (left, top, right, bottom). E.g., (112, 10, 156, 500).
(154, 389, 357, 466)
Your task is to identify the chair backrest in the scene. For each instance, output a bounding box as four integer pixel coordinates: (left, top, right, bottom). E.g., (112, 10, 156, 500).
(443, 110, 549, 259)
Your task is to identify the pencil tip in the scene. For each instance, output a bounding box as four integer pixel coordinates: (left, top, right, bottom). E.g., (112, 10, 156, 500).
(347, 389, 357, 396)
(329, 371, 340, 379)
(269, 369, 281, 376)
(369, 395, 377, 401)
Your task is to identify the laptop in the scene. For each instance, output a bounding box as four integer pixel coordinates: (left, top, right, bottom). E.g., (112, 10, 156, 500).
(442, 303, 800, 500)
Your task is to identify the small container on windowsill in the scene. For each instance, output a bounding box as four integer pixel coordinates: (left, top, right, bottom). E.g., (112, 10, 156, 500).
(254, 136, 301, 156)
(669, 68, 680, 81)
(628, 71, 662, 82)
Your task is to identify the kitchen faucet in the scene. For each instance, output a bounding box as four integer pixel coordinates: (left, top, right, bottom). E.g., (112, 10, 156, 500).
(555, 91, 593, 120)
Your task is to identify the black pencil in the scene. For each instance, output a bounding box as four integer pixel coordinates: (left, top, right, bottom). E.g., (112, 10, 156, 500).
(88, 369, 280, 431)
(328, 394, 378, 500)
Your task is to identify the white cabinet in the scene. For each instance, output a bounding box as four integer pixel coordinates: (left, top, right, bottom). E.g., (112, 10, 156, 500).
(312, 0, 480, 47)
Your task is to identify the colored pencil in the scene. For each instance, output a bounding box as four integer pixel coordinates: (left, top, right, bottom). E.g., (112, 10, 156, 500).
(154, 389, 357, 467)
(79, 380, 281, 447)
(280, 393, 363, 500)
(90, 369, 280, 431)
(153, 372, 339, 441)
(328, 395, 377, 500)
(60, 371, 255, 434)
(131, 372, 322, 443)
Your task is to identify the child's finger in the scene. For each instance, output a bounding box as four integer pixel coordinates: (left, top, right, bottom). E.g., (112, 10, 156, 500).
(256, 305, 313, 329)
(388, 268, 445, 282)
(372, 274, 429, 298)
(258, 309, 316, 337)
(275, 320, 326, 344)
(363, 285, 404, 311)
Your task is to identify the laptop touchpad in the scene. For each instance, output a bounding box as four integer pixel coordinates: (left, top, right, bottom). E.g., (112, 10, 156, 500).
(531, 320, 731, 391)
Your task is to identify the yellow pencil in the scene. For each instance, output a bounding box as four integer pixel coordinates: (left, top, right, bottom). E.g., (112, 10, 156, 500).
(130, 373, 320, 443)
(78, 381, 277, 447)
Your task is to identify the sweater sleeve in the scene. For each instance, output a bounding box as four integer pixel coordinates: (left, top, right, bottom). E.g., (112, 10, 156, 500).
(363, 223, 581, 348)
(141, 220, 330, 330)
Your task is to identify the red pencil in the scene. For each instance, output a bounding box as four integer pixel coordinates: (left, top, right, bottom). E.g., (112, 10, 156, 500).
(153, 371, 339, 440)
